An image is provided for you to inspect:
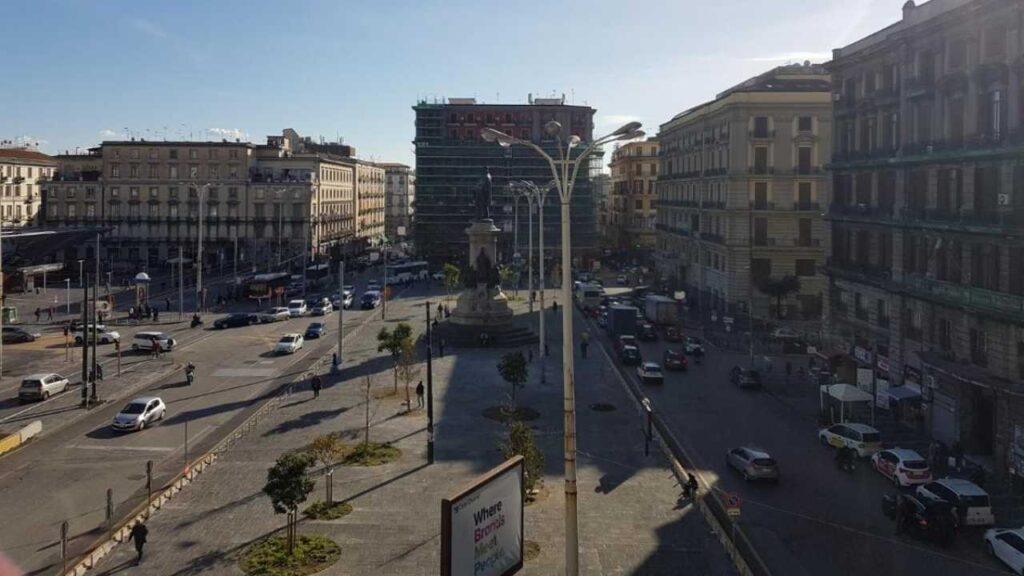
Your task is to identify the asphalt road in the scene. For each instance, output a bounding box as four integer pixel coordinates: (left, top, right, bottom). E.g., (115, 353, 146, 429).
(579, 302, 1008, 576)
(0, 268, 424, 576)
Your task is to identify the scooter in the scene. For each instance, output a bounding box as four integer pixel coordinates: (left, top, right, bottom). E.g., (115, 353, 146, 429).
(185, 363, 196, 386)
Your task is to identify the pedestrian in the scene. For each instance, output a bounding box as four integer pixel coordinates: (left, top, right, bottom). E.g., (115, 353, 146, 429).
(580, 339, 588, 359)
(437, 303, 443, 317)
(95, 363, 104, 381)
(311, 374, 323, 399)
(416, 380, 424, 408)
(48, 307, 54, 321)
(35, 285, 39, 295)
(552, 300, 558, 314)
(152, 339, 162, 359)
(545, 342, 550, 357)
(153, 308, 159, 322)
(128, 306, 135, 320)
(34, 307, 40, 323)
(438, 338, 446, 358)
(165, 297, 171, 312)
(128, 521, 148, 564)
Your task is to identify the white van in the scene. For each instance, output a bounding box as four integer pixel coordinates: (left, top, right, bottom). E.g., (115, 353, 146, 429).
(132, 332, 176, 352)
(574, 283, 603, 311)
(917, 478, 995, 526)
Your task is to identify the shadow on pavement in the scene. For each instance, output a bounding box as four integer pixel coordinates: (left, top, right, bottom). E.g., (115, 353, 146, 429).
(262, 407, 348, 436)
(340, 462, 429, 504)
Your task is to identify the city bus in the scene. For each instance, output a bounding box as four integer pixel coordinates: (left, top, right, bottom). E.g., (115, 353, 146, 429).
(245, 272, 290, 302)
(385, 261, 429, 285)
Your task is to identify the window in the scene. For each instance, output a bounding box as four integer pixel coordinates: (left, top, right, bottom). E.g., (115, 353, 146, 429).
(796, 259, 816, 276)
(189, 149, 198, 160)
(798, 147, 812, 173)
(169, 164, 178, 179)
(798, 182, 812, 208)
(753, 182, 768, 209)
(189, 165, 198, 179)
(753, 117, 769, 138)
(753, 217, 768, 245)
(984, 25, 1006, 61)
(149, 187, 158, 199)
(169, 149, 178, 159)
(110, 164, 120, 178)
(169, 204, 178, 218)
(110, 187, 119, 198)
(798, 116, 812, 132)
(229, 149, 239, 159)
(876, 299, 890, 327)
(948, 38, 966, 70)
(129, 187, 139, 199)
(970, 328, 988, 366)
(753, 147, 768, 173)
(66, 187, 76, 199)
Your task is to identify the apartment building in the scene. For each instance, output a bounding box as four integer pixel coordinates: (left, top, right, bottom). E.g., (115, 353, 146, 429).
(378, 163, 415, 243)
(656, 63, 832, 320)
(0, 145, 56, 227)
(42, 129, 383, 270)
(413, 96, 599, 267)
(608, 139, 659, 253)
(827, 0, 1024, 479)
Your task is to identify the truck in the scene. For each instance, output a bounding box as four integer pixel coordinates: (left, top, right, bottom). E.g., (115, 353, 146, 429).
(644, 294, 679, 325)
(574, 282, 603, 312)
(608, 304, 639, 339)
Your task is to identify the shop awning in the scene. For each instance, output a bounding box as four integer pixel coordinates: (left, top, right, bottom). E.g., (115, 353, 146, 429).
(886, 386, 921, 402)
(821, 383, 872, 403)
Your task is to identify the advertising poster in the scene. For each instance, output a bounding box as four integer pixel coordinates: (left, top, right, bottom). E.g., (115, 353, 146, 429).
(442, 457, 524, 576)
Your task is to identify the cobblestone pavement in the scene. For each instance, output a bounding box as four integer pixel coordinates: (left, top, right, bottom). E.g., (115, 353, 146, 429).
(90, 291, 735, 576)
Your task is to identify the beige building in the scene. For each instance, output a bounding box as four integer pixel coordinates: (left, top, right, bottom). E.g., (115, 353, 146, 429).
(0, 146, 56, 227)
(592, 173, 612, 244)
(41, 129, 385, 270)
(826, 0, 1024, 475)
(656, 63, 832, 320)
(608, 139, 659, 252)
(378, 163, 415, 243)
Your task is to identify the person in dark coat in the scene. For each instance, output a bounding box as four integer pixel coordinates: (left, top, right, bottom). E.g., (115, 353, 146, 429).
(128, 522, 148, 564)
(311, 374, 323, 399)
(416, 380, 425, 408)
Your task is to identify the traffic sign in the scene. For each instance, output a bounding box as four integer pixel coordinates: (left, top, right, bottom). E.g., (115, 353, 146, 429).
(724, 492, 741, 517)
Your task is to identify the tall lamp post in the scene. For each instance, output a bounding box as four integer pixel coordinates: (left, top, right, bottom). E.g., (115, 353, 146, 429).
(512, 180, 555, 384)
(483, 120, 643, 576)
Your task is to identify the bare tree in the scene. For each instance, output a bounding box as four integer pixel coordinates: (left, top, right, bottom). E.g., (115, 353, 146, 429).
(396, 339, 422, 411)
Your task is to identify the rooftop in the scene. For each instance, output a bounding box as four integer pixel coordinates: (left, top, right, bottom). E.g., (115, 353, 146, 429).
(0, 147, 56, 166)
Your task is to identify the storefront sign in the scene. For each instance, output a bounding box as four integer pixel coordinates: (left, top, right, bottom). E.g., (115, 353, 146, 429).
(876, 356, 890, 373)
(853, 346, 873, 365)
(442, 456, 524, 576)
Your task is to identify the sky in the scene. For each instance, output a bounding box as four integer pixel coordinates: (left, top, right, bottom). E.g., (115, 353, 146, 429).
(3, 0, 903, 167)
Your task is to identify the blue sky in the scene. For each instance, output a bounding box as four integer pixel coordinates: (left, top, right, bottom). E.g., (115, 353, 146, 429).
(4, 0, 900, 166)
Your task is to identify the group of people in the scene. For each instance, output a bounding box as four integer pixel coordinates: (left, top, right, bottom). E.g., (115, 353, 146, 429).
(128, 304, 160, 322)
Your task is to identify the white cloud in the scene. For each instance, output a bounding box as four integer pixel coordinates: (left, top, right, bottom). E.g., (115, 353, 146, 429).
(747, 51, 832, 63)
(13, 135, 47, 148)
(99, 129, 118, 138)
(207, 128, 248, 140)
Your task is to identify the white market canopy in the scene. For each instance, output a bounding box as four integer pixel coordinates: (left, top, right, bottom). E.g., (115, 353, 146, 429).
(821, 383, 872, 403)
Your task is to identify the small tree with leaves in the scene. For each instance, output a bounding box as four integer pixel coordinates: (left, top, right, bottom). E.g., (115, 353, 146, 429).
(443, 262, 460, 303)
(396, 338, 422, 411)
(503, 421, 544, 496)
(308, 434, 345, 469)
(497, 351, 529, 410)
(377, 322, 412, 394)
(263, 452, 315, 554)
(498, 265, 517, 292)
(757, 275, 801, 319)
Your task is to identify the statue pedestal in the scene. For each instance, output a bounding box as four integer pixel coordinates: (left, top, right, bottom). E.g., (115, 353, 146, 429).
(450, 219, 513, 327)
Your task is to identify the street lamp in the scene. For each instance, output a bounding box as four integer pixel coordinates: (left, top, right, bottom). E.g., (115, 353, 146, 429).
(511, 180, 555, 382)
(482, 121, 643, 576)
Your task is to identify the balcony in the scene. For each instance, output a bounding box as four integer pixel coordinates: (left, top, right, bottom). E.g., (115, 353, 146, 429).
(702, 200, 726, 210)
(901, 275, 1024, 323)
(751, 201, 775, 210)
(748, 129, 775, 140)
(823, 258, 894, 288)
(828, 203, 894, 222)
(748, 166, 774, 176)
(794, 166, 822, 175)
(906, 74, 935, 97)
(794, 202, 821, 211)
(898, 207, 1024, 232)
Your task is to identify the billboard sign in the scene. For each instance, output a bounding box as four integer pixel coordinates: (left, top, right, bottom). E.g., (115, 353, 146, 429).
(442, 456, 523, 576)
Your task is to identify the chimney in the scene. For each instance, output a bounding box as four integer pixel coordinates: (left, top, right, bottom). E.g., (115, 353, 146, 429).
(902, 0, 915, 20)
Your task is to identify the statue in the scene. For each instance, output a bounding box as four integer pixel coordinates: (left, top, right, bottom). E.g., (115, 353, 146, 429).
(475, 170, 492, 220)
(462, 247, 499, 289)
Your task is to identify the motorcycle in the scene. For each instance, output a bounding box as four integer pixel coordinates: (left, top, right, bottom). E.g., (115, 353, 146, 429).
(185, 363, 196, 386)
(190, 314, 203, 328)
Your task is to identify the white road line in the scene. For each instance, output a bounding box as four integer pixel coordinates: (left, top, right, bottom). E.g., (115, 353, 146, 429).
(67, 444, 176, 452)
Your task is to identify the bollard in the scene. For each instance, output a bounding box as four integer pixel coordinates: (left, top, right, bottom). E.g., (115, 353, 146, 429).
(146, 460, 154, 502)
(326, 468, 334, 505)
(105, 488, 114, 530)
(60, 520, 69, 573)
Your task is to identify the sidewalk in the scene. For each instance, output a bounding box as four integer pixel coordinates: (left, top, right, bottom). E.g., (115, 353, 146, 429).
(90, 293, 735, 575)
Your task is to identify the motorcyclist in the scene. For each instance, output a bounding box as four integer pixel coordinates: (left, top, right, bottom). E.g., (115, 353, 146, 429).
(191, 313, 202, 328)
(185, 362, 196, 385)
(684, 473, 699, 499)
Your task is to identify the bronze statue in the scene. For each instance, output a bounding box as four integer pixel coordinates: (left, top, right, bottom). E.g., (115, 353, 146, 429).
(475, 170, 492, 220)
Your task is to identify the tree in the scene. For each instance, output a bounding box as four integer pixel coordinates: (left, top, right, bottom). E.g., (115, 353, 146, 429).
(757, 275, 801, 319)
(263, 452, 315, 554)
(497, 351, 529, 409)
(308, 434, 345, 468)
(443, 262, 460, 303)
(362, 375, 373, 448)
(503, 421, 544, 495)
(396, 338, 421, 411)
(498, 265, 517, 292)
(377, 322, 412, 394)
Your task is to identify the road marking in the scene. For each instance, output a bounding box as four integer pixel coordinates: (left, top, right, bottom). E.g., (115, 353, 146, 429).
(67, 444, 176, 452)
(212, 368, 276, 378)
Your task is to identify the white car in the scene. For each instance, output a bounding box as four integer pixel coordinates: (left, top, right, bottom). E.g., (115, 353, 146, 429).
(18, 373, 71, 402)
(985, 527, 1024, 573)
(770, 327, 800, 340)
(917, 478, 995, 526)
(637, 362, 664, 384)
(131, 332, 176, 352)
(74, 325, 121, 344)
(683, 336, 704, 355)
(260, 307, 291, 323)
(287, 299, 308, 317)
(310, 298, 332, 316)
(871, 448, 932, 487)
(111, 396, 166, 432)
(817, 422, 881, 457)
(274, 333, 304, 354)
(431, 271, 445, 281)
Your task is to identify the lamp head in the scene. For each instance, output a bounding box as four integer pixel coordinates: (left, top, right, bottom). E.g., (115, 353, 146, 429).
(481, 127, 515, 147)
(611, 121, 643, 136)
(544, 121, 563, 136)
(567, 135, 581, 148)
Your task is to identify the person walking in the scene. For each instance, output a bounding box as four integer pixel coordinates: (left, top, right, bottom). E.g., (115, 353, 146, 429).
(581, 332, 590, 359)
(437, 302, 443, 317)
(165, 297, 171, 312)
(95, 363, 104, 381)
(311, 374, 323, 399)
(153, 308, 159, 322)
(128, 521, 148, 564)
(415, 380, 424, 408)
(34, 308, 40, 323)
(48, 306, 54, 321)
(438, 338, 446, 358)
(152, 339, 162, 359)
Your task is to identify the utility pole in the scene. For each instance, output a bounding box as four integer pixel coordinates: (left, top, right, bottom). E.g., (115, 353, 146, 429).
(178, 246, 184, 321)
(381, 240, 387, 320)
(91, 262, 99, 402)
(337, 261, 344, 364)
(80, 279, 88, 407)
(196, 186, 205, 314)
(425, 301, 435, 464)
(301, 215, 309, 299)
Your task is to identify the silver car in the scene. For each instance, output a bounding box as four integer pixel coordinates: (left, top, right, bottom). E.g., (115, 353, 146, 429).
(111, 396, 166, 432)
(726, 446, 780, 482)
(18, 373, 71, 402)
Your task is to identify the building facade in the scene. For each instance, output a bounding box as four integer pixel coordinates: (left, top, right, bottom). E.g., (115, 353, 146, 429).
(608, 139, 659, 253)
(413, 96, 599, 269)
(827, 0, 1024, 480)
(592, 173, 612, 245)
(41, 129, 384, 271)
(656, 63, 832, 320)
(379, 163, 415, 242)
(0, 146, 56, 227)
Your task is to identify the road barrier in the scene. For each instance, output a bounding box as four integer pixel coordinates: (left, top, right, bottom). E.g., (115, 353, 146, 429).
(0, 419, 42, 457)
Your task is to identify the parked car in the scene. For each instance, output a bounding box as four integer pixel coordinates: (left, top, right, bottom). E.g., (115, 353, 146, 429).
(726, 447, 780, 482)
(213, 313, 258, 329)
(597, 313, 608, 328)
(637, 322, 658, 342)
(731, 368, 762, 389)
(284, 282, 303, 297)
(616, 275, 627, 285)
(18, 373, 70, 402)
(871, 448, 932, 487)
(637, 362, 664, 384)
(431, 271, 445, 281)
(131, 332, 176, 352)
(305, 322, 327, 339)
(917, 478, 995, 526)
(361, 291, 382, 309)
(770, 326, 800, 340)
(74, 325, 120, 345)
(881, 493, 957, 548)
(310, 298, 332, 316)
(287, 299, 308, 317)
(3, 326, 41, 344)
(683, 336, 705, 355)
(111, 396, 166, 432)
(664, 326, 683, 342)
(274, 333, 304, 354)
(984, 527, 1024, 573)
(619, 345, 642, 366)
(367, 280, 381, 292)
(663, 349, 688, 371)
(818, 423, 882, 457)
(260, 307, 291, 323)
(615, 334, 638, 353)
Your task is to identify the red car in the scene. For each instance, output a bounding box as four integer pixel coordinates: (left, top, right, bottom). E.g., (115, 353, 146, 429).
(663, 349, 688, 371)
